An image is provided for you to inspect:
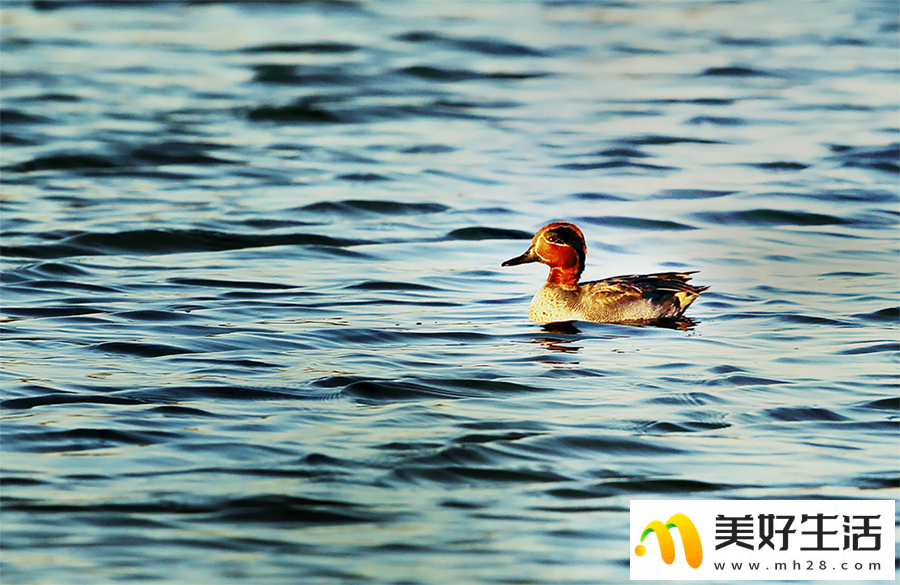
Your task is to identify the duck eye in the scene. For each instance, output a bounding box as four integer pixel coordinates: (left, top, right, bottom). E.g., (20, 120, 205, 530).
(545, 232, 563, 244)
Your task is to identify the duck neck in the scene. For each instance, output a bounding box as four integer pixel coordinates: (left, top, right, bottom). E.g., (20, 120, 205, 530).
(547, 266, 580, 289)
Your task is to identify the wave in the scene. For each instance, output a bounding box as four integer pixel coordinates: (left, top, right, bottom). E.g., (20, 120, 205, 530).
(2, 229, 370, 258)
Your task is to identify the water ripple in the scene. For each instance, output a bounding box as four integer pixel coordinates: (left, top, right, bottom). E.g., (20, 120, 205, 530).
(2, 1, 898, 583)
(3, 229, 370, 258)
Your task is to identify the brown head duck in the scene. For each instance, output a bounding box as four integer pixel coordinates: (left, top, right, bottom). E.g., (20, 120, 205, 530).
(502, 221, 708, 324)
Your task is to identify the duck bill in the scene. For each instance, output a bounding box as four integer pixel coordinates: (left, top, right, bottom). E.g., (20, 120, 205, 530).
(502, 248, 538, 267)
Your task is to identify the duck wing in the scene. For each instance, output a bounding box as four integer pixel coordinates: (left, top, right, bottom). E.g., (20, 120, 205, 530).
(580, 272, 709, 317)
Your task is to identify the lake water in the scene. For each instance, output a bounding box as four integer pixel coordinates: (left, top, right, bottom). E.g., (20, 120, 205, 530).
(1, 1, 898, 583)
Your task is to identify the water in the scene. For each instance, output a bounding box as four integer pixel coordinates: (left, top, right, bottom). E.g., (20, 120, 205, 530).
(1, 1, 898, 583)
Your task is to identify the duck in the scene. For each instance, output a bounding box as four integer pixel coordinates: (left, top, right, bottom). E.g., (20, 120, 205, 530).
(501, 221, 708, 324)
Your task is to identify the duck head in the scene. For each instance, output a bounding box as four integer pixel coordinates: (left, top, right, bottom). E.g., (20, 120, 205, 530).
(502, 221, 587, 288)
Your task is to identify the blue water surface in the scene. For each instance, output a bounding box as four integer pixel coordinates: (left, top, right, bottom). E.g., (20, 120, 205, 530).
(1, 1, 898, 583)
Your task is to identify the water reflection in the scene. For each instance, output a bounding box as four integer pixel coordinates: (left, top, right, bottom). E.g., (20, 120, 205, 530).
(533, 317, 699, 352)
(651, 317, 700, 331)
(541, 317, 698, 334)
(541, 321, 582, 335)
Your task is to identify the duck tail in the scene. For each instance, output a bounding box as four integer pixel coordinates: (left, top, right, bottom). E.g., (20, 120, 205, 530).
(674, 284, 708, 313)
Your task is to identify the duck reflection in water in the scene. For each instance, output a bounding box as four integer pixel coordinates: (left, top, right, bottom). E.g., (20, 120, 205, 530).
(534, 322, 583, 353)
(534, 317, 697, 353)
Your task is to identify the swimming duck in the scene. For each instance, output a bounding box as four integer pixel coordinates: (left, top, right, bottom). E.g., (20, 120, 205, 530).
(502, 222, 708, 324)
